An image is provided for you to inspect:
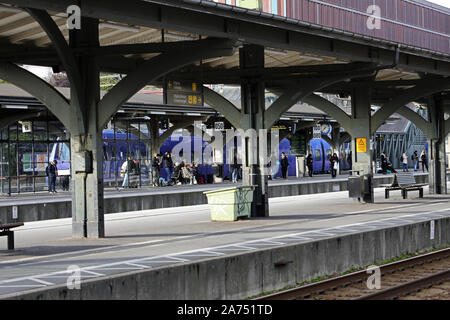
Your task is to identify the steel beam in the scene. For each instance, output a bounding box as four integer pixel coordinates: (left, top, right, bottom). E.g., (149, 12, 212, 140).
(3, 0, 450, 76)
(396, 105, 434, 139)
(371, 78, 450, 134)
(0, 111, 42, 130)
(26, 8, 85, 134)
(203, 86, 241, 129)
(264, 64, 377, 129)
(302, 94, 352, 130)
(0, 62, 72, 130)
(97, 38, 236, 129)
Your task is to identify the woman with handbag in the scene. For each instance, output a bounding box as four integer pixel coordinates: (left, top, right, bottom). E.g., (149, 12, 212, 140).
(330, 153, 339, 178)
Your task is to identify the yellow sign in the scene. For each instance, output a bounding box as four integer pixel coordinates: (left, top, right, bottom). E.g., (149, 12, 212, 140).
(356, 138, 367, 153)
(238, 0, 261, 10)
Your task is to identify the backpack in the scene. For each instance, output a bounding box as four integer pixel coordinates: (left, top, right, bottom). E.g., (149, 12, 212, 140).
(411, 155, 414, 161)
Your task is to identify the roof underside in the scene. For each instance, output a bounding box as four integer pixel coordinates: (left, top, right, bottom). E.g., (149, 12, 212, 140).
(0, 6, 425, 83)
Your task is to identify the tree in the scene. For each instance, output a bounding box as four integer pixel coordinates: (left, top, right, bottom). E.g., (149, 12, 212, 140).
(47, 72, 70, 87)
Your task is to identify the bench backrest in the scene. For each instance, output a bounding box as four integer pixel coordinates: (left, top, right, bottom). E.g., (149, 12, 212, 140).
(0, 222, 24, 230)
(395, 172, 417, 187)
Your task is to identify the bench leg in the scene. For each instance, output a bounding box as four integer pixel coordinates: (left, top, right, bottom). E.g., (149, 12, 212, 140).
(385, 189, 389, 199)
(419, 188, 423, 198)
(402, 189, 407, 199)
(7, 231, 14, 250)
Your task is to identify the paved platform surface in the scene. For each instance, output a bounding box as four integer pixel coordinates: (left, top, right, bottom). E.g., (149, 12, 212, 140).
(0, 181, 448, 297)
(0, 172, 424, 206)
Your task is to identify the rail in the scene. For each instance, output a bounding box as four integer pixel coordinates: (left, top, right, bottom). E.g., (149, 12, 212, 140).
(256, 247, 450, 300)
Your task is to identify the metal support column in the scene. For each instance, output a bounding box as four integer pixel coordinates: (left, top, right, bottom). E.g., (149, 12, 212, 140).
(429, 96, 447, 194)
(70, 17, 104, 238)
(239, 45, 269, 218)
(350, 86, 374, 203)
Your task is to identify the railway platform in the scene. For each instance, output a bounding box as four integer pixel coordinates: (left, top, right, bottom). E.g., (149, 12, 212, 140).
(0, 181, 448, 299)
(0, 172, 429, 224)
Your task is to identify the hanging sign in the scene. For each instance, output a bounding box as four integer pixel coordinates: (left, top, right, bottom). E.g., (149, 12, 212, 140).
(164, 80, 204, 106)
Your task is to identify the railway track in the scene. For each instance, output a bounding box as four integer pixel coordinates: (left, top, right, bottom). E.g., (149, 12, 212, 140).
(256, 248, 450, 300)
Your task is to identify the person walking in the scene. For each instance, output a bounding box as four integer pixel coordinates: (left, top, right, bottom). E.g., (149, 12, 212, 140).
(46, 160, 58, 193)
(131, 159, 140, 188)
(412, 150, 419, 171)
(152, 154, 161, 187)
(402, 152, 409, 172)
(420, 149, 429, 172)
(280, 152, 289, 179)
(120, 159, 129, 189)
(330, 153, 339, 178)
(306, 153, 313, 177)
(380, 152, 388, 174)
(163, 152, 174, 182)
(231, 154, 239, 183)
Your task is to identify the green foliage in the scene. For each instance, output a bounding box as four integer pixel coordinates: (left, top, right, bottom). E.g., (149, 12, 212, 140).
(100, 74, 122, 91)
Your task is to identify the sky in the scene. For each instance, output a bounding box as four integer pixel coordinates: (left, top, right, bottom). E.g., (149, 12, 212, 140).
(426, 0, 450, 7)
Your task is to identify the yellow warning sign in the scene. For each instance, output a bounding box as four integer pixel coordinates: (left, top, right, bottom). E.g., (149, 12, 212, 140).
(356, 138, 367, 153)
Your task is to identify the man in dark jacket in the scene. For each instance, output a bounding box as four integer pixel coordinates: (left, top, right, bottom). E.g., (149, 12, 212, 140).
(46, 160, 58, 193)
(152, 154, 161, 187)
(330, 153, 339, 178)
(163, 152, 174, 182)
(306, 154, 313, 177)
(280, 152, 289, 179)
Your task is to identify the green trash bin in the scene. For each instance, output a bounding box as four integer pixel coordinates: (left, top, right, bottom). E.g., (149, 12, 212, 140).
(204, 186, 255, 221)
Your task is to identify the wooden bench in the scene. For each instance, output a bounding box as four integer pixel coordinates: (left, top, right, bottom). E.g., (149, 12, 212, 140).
(0, 222, 24, 250)
(385, 172, 428, 199)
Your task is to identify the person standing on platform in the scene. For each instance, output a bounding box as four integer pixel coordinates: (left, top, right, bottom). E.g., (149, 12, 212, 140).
(330, 153, 339, 178)
(280, 152, 289, 179)
(231, 154, 239, 183)
(163, 152, 174, 183)
(120, 158, 129, 189)
(306, 153, 313, 177)
(402, 152, 409, 172)
(412, 150, 419, 171)
(131, 159, 140, 188)
(380, 152, 387, 173)
(46, 160, 58, 193)
(420, 149, 429, 172)
(152, 154, 161, 187)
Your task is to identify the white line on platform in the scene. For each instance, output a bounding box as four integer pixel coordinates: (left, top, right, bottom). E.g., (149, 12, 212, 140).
(215, 247, 251, 251)
(0, 285, 45, 288)
(125, 263, 148, 269)
(163, 256, 190, 262)
(30, 278, 54, 286)
(140, 260, 179, 264)
(94, 267, 144, 271)
(248, 240, 286, 245)
(0, 239, 165, 265)
(329, 227, 360, 232)
(285, 235, 314, 241)
(81, 270, 105, 276)
(1, 202, 449, 293)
